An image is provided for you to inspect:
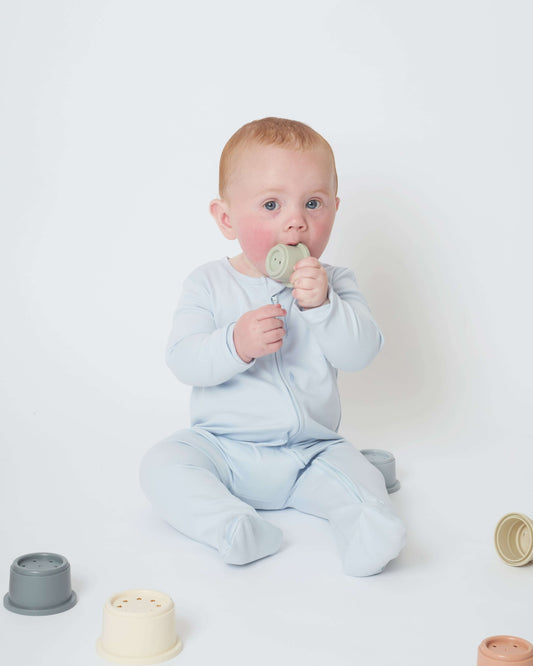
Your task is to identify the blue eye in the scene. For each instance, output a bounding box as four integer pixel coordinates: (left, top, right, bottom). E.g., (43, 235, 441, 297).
(264, 201, 279, 211)
(306, 199, 321, 210)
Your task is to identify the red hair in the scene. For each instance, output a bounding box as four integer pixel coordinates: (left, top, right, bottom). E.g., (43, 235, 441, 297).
(219, 117, 338, 197)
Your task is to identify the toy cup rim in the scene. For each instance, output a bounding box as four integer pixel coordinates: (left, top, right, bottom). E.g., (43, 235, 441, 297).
(11, 552, 70, 577)
(478, 635, 533, 664)
(494, 513, 533, 566)
(4, 590, 77, 616)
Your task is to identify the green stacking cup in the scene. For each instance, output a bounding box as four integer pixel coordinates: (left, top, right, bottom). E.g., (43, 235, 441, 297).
(266, 243, 310, 287)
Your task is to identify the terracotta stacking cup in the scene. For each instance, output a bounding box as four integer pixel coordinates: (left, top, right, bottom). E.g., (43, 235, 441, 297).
(477, 636, 533, 665)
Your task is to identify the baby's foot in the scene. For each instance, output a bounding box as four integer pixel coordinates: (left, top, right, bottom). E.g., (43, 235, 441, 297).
(220, 513, 283, 565)
(339, 503, 406, 577)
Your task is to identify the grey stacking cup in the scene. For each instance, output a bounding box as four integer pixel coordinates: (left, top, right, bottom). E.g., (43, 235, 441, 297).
(4, 552, 77, 615)
(361, 449, 401, 493)
(266, 243, 310, 286)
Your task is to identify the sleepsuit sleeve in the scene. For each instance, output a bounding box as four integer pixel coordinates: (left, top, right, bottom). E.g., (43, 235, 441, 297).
(165, 272, 253, 387)
(298, 266, 384, 372)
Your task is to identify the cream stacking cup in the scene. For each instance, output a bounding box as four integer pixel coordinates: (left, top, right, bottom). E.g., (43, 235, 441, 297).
(494, 513, 533, 567)
(97, 589, 182, 664)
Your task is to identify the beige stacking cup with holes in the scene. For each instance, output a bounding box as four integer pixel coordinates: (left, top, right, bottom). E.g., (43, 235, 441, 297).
(494, 513, 533, 566)
(97, 589, 182, 665)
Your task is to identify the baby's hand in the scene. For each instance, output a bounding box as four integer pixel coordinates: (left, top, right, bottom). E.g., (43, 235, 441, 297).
(233, 304, 287, 363)
(290, 257, 329, 309)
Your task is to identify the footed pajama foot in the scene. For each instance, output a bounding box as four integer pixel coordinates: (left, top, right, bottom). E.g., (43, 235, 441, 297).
(220, 514, 283, 565)
(339, 503, 406, 577)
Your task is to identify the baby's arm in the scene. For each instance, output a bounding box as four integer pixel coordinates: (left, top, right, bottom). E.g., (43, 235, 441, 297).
(297, 266, 384, 372)
(166, 275, 286, 386)
(165, 275, 246, 387)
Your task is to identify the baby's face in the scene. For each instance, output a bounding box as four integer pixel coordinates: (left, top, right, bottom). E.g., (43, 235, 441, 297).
(220, 143, 339, 276)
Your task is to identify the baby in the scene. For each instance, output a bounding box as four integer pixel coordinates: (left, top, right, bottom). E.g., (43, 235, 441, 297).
(140, 118, 406, 576)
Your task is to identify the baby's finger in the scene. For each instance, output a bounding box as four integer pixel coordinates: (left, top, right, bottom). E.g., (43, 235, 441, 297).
(290, 267, 326, 287)
(291, 288, 309, 305)
(293, 257, 321, 271)
(255, 304, 287, 320)
(263, 327, 286, 344)
(293, 264, 324, 276)
(291, 268, 321, 284)
(291, 277, 317, 291)
(261, 317, 285, 333)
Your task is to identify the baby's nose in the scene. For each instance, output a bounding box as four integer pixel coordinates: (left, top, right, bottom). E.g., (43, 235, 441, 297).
(284, 212, 307, 231)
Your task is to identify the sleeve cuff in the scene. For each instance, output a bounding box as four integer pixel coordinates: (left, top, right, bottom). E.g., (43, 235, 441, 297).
(226, 322, 256, 369)
(296, 286, 333, 322)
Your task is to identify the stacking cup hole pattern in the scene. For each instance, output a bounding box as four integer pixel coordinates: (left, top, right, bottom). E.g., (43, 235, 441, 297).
(17, 554, 65, 571)
(112, 594, 168, 612)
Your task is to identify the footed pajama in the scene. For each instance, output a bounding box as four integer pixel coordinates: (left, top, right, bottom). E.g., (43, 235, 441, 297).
(140, 428, 406, 576)
(141, 258, 406, 576)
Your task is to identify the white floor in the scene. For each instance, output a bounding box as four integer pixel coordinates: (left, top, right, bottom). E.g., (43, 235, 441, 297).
(2, 415, 532, 666)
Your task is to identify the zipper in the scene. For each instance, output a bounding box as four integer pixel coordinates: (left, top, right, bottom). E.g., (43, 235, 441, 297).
(271, 293, 302, 435)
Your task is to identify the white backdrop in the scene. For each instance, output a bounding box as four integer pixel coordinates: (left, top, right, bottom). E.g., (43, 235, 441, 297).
(1, 2, 532, 665)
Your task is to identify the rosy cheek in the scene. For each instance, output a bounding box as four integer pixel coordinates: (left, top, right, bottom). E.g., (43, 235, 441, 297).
(308, 222, 333, 257)
(239, 222, 275, 265)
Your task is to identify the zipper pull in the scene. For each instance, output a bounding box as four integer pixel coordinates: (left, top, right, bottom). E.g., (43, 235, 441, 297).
(271, 295, 279, 305)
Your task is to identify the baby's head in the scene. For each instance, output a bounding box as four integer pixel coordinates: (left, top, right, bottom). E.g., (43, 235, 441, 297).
(218, 117, 338, 200)
(210, 117, 340, 277)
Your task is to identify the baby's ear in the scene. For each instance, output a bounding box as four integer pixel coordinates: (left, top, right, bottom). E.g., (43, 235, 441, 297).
(210, 199, 236, 240)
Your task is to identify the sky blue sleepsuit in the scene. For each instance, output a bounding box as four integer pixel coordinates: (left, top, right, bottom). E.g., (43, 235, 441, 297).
(140, 258, 406, 576)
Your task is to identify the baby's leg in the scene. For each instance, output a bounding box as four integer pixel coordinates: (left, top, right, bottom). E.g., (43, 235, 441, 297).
(286, 441, 406, 576)
(140, 429, 282, 565)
